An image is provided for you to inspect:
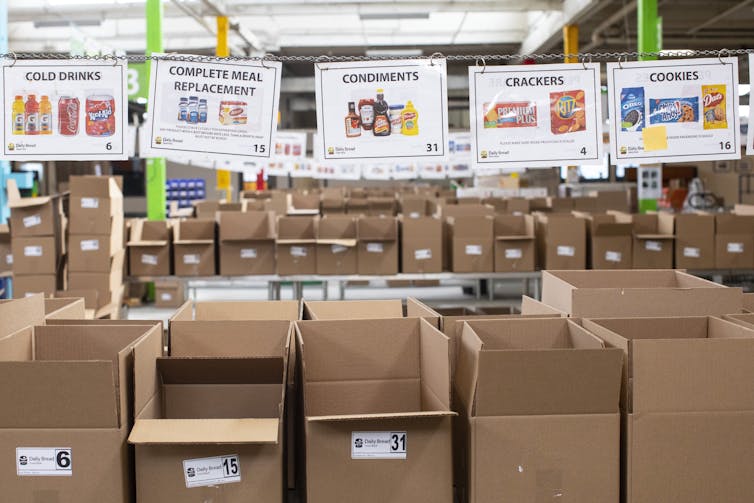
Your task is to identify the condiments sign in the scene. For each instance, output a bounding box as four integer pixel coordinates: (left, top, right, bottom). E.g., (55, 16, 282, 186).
(1, 59, 128, 160)
(469, 63, 604, 168)
(607, 57, 740, 164)
(142, 55, 282, 160)
(315, 59, 449, 161)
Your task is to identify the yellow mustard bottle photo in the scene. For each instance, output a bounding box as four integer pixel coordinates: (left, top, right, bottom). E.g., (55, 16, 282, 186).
(401, 100, 419, 136)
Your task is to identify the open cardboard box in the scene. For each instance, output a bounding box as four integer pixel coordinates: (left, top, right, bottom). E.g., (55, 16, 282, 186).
(302, 298, 440, 328)
(582, 316, 754, 503)
(173, 219, 216, 277)
(44, 297, 86, 320)
(218, 211, 277, 276)
(68, 175, 124, 235)
(277, 216, 318, 275)
(295, 317, 455, 503)
(493, 214, 535, 272)
(401, 216, 443, 273)
(582, 213, 633, 270)
(6, 178, 64, 239)
(454, 318, 622, 503)
(542, 270, 742, 317)
(674, 213, 715, 269)
(357, 216, 399, 275)
(535, 213, 587, 270)
(128, 219, 172, 277)
(316, 216, 358, 275)
(715, 214, 754, 269)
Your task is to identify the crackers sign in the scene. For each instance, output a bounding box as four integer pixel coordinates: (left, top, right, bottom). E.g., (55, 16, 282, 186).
(607, 57, 740, 164)
(143, 54, 282, 160)
(469, 63, 604, 168)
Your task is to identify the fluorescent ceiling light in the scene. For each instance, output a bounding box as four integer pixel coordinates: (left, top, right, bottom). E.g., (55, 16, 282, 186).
(34, 19, 102, 28)
(365, 49, 423, 57)
(360, 13, 430, 20)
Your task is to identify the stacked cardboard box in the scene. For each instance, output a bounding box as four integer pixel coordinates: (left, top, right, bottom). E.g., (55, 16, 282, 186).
(401, 217, 443, 273)
(613, 212, 675, 269)
(173, 219, 216, 276)
(66, 176, 125, 316)
(218, 211, 277, 275)
(7, 179, 66, 297)
(277, 216, 318, 275)
(128, 219, 172, 277)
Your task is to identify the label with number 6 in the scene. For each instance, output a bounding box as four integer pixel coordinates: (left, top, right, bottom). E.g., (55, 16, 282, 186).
(351, 431, 407, 459)
(16, 447, 72, 476)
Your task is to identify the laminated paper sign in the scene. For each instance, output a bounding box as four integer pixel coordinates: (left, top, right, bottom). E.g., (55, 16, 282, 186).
(607, 57, 740, 163)
(2, 59, 128, 160)
(469, 63, 604, 168)
(143, 55, 282, 160)
(315, 59, 449, 161)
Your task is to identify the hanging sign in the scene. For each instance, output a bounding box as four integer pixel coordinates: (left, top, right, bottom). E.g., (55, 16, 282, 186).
(315, 58, 449, 161)
(607, 57, 740, 163)
(2, 58, 128, 160)
(142, 54, 282, 160)
(273, 131, 307, 161)
(469, 63, 603, 169)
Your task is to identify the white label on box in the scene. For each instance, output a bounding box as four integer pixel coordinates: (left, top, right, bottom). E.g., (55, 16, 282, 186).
(683, 247, 701, 258)
(16, 447, 72, 477)
(727, 242, 744, 254)
(557, 245, 575, 257)
(505, 248, 523, 260)
(141, 254, 158, 265)
(331, 244, 348, 254)
(415, 248, 432, 260)
(80, 197, 99, 209)
(291, 246, 308, 257)
(80, 239, 99, 252)
(465, 245, 483, 256)
(182, 454, 241, 489)
(183, 254, 200, 265)
(23, 246, 42, 257)
(409, 212, 421, 219)
(23, 215, 41, 228)
(645, 241, 663, 252)
(160, 293, 173, 301)
(6, 254, 12, 265)
(605, 251, 622, 263)
(240, 248, 257, 259)
(366, 242, 384, 253)
(351, 432, 406, 460)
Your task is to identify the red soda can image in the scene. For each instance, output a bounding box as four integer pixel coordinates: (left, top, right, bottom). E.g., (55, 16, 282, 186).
(85, 94, 116, 137)
(58, 96, 80, 136)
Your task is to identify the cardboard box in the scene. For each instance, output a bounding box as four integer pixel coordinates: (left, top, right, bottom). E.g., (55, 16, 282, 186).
(302, 298, 440, 328)
(44, 297, 86, 320)
(128, 219, 172, 277)
(288, 193, 320, 215)
(401, 196, 429, 218)
(520, 295, 567, 316)
(68, 176, 124, 235)
(542, 269, 742, 317)
(401, 217, 443, 273)
(295, 318, 454, 503)
(155, 281, 185, 308)
(455, 318, 622, 503)
(194, 200, 220, 220)
(506, 197, 531, 215)
(586, 214, 633, 269)
(494, 214, 535, 272)
(367, 196, 397, 216)
(623, 213, 675, 269)
(316, 216, 358, 275)
(68, 250, 125, 310)
(219, 211, 277, 276)
(173, 300, 301, 323)
(0, 320, 162, 503)
(0, 294, 46, 336)
(572, 195, 599, 213)
(69, 231, 123, 273)
(59, 288, 99, 312)
(357, 216, 399, 275)
(321, 196, 346, 215)
(675, 213, 716, 269)
(7, 179, 63, 238)
(173, 219, 216, 277)
(447, 215, 494, 272)
(583, 317, 754, 503)
(277, 216, 318, 275)
(11, 236, 60, 274)
(715, 214, 754, 269)
(13, 274, 57, 298)
(0, 224, 11, 276)
(346, 197, 369, 215)
(548, 196, 574, 212)
(535, 214, 587, 269)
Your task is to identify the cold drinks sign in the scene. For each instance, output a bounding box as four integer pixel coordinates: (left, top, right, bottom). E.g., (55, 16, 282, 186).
(315, 59, 449, 161)
(1, 59, 128, 160)
(142, 55, 282, 160)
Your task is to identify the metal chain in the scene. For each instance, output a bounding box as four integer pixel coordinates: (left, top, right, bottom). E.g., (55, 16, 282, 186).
(1, 48, 751, 64)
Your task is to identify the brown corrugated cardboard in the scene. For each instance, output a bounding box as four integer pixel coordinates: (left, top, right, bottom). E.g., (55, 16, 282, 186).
(68, 176, 124, 235)
(586, 213, 633, 269)
(401, 196, 429, 218)
(302, 298, 440, 329)
(455, 318, 622, 503)
(288, 193, 320, 215)
(317, 216, 358, 275)
(218, 211, 277, 276)
(675, 213, 716, 269)
(582, 316, 754, 503)
(295, 318, 454, 503)
(59, 288, 99, 312)
(520, 295, 567, 316)
(0, 294, 45, 337)
(715, 214, 754, 269)
(69, 231, 123, 272)
(194, 200, 220, 219)
(44, 297, 86, 320)
(277, 216, 318, 275)
(357, 216, 398, 275)
(506, 197, 531, 215)
(173, 219, 216, 277)
(494, 214, 535, 272)
(625, 213, 675, 269)
(542, 269, 743, 317)
(13, 274, 57, 298)
(155, 281, 185, 308)
(0, 224, 11, 276)
(594, 189, 630, 213)
(548, 196, 574, 212)
(6, 179, 63, 238)
(535, 214, 587, 269)
(0, 320, 162, 503)
(68, 250, 125, 309)
(742, 293, 754, 313)
(447, 215, 494, 272)
(11, 236, 60, 274)
(367, 196, 397, 216)
(401, 217, 443, 273)
(128, 219, 172, 277)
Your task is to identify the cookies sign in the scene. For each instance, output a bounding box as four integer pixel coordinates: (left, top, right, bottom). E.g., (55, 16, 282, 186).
(607, 57, 740, 164)
(469, 63, 604, 169)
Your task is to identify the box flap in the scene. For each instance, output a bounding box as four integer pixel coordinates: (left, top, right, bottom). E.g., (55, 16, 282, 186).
(278, 216, 318, 240)
(357, 216, 398, 241)
(194, 300, 300, 321)
(69, 175, 123, 199)
(170, 320, 292, 358)
(158, 357, 284, 385)
(0, 294, 45, 338)
(219, 210, 276, 241)
(174, 219, 215, 243)
(304, 300, 403, 320)
(520, 296, 566, 316)
(307, 411, 455, 422)
(129, 418, 279, 444)
(6, 179, 52, 208)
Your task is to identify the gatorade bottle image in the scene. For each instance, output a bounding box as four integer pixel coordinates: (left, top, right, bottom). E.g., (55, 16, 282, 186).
(401, 101, 419, 136)
(24, 94, 39, 135)
(11, 95, 24, 135)
(39, 95, 52, 135)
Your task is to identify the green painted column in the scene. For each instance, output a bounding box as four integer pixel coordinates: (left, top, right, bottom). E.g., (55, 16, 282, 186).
(146, 0, 166, 220)
(638, 0, 662, 212)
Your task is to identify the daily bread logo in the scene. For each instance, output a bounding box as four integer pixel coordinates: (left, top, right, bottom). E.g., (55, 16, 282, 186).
(354, 438, 363, 448)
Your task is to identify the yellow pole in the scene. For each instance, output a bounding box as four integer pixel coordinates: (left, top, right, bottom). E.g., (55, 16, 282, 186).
(563, 24, 579, 64)
(215, 16, 233, 200)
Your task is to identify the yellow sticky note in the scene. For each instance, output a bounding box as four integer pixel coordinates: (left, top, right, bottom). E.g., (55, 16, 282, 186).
(642, 126, 668, 152)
